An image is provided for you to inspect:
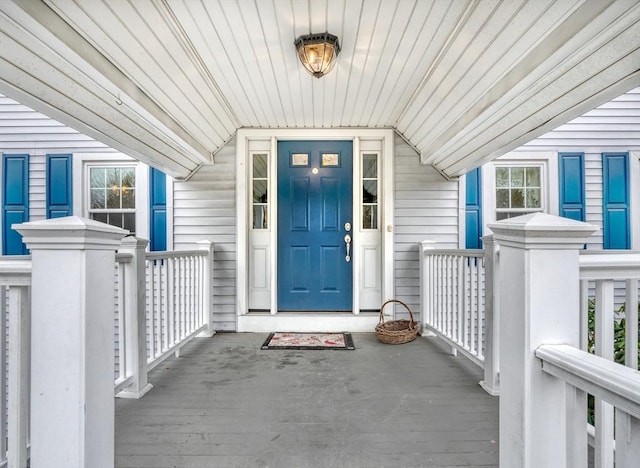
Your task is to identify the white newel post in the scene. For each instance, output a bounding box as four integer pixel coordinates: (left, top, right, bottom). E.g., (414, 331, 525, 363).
(15, 217, 127, 468)
(197, 240, 215, 337)
(117, 236, 153, 399)
(419, 239, 436, 336)
(488, 213, 597, 468)
(479, 234, 499, 396)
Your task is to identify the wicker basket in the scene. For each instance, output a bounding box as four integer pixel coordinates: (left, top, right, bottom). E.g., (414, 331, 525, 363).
(375, 299, 418, 344)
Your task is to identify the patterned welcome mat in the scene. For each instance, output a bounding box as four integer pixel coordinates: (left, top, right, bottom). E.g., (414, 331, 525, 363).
(261, 332, 355, 350)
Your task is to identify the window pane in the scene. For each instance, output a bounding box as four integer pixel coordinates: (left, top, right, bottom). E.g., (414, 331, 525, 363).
(363, 205, 377, 229)
(321, 153, 339, 166)
(122, 187, 135, 208)
(526, 167, 540, 187)
(123, 213, 136, 233)
(108, 213, 124, 229)
(363, 154, 377, 178)
(253, 205, 267, 229)
(106, 167, 119, 188)
(121, 168, 135, 188)
(291, 153, 308, 166)
(363, 180, 377, 203)
(526, 188, 541, 208)
(511, 188, 524, 208)
(511, 167, 524, 187)
(496, 167, 509, 187)
(253, 180, 268, 203)
(90, 168, 105, 188)
(496, 189, 509, 208)
(91, 212, 108, 224)
(253, 154, 267, 178)
(90, 188, 105, 209)
(107, 186, 120, 209)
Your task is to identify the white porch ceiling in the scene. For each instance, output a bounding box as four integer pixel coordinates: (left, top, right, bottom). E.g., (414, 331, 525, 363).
(0, 0, 639, 179)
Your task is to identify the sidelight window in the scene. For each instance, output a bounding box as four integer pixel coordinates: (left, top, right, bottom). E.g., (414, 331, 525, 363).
(252, 153, 269, 229)
(362, 153, 378, 229)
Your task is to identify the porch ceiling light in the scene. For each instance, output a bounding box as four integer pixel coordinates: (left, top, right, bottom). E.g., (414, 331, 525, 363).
(294, 32, 340, 78)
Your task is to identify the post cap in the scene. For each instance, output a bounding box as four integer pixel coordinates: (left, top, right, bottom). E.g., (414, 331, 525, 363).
(487, 213, 597, 249)
(14, 216, 128, 251)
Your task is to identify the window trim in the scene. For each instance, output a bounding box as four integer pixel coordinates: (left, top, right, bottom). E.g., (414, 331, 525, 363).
(481, 152, 558, 228)
(361, 151, 380, 231)
(250, 151, 270, 231)
(73, 153, 150, 242)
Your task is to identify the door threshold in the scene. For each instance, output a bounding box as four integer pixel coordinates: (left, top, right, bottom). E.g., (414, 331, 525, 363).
(238, 312, 379, 333)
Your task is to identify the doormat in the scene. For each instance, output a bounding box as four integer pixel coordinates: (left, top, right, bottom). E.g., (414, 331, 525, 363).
(261, 332, 355, 350)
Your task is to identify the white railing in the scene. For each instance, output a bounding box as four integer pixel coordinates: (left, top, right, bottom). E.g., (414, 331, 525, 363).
(578, 251, 640, 465)
(0, 257, 31, 468)
(145, 246, 213, 371)
(419, 243, 486, 366)
(0, 238, 215, 466)
(114, 239, 214, 397)
(536, 344, 640, 467)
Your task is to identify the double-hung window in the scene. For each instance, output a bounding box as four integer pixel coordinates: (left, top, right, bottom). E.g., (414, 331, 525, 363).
(88, 165, 136, 234)
(495, 165, 543, 220)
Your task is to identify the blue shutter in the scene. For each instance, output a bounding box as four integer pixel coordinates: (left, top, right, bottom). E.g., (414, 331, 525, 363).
(2, 154, 29, 255)
(149, 167, 167, 251)
(46, 154, 73, 218)
(602, 152, 630, 249)
(558, 153, 585, 221)
(465, 167, 482, 249)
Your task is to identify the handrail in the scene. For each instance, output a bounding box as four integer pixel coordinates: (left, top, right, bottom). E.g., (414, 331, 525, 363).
(536, 344, 640, 419)
(115, 252, 133, 263)
(422, 248, 484, 257)
(579, 251, 640, 280)
(146, 249, 206, 260)
(0, 257, 32, 286)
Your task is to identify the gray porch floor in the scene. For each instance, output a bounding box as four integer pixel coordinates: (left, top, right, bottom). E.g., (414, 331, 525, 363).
(115, 333, 499, 468)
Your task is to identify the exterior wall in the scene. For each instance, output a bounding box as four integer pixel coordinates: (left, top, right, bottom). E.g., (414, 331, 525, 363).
(1, 94, 115, 225)
(394, 134, 459, 320)
(476, 87, 640, 251)
(516, 87, 640, 251)
(172, 137, 237, 331)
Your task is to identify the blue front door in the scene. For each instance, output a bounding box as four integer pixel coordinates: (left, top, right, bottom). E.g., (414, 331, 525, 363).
(278, 141, 353, 311)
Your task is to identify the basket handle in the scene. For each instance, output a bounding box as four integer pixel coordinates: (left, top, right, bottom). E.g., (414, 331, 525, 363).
(379, 299, 414, 325)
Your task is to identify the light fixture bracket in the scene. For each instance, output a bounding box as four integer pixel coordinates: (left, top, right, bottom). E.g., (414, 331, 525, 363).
(294, 32, 341, 78)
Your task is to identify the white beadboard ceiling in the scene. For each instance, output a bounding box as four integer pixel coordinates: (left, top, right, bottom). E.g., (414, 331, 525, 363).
(0, 0, 639, 179)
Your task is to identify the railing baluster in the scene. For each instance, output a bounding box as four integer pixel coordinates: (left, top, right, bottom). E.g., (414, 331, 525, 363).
(566, 384, 588, 468)
(0, 286, 8, 463)
(8, 285, 30, 468)
(457, 255, 464, 346)
(594, 279, 615, 468)
(147, 261, 156, 362)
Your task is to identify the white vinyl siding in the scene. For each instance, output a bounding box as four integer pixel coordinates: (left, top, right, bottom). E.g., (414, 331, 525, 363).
(394, 134, 459, 322)
(172, 137, 237, 331)
(1, 94, 116, 224)
(516, 87, 640, 251)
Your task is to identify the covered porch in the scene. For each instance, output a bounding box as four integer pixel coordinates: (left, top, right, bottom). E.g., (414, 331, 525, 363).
(115, 332, 498, 468)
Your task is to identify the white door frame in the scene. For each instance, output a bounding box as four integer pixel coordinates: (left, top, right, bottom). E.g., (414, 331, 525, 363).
(236, 128, 395, 330)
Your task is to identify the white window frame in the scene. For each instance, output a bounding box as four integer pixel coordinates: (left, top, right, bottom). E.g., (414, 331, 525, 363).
(361, 151, 380, 231)
(86, 164, 137, 233)
(72, 153, 162, 246)
(481, 152, 558, 228)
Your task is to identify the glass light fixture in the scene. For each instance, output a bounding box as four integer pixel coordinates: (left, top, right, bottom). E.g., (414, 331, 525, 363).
(294, 32, 341, 78)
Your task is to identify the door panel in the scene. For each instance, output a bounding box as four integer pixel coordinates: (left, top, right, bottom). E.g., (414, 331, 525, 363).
(278, 141, 353, 311)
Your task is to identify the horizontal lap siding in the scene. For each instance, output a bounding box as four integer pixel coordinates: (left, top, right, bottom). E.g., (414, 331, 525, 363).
(172, 137, 237, 331)
(394, 135, 459, 322)
(1, 94, 115, 223)
(520, 87, 640, 251)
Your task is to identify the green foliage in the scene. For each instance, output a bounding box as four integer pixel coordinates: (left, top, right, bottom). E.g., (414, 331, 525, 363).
(586, 299, 640, 424)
